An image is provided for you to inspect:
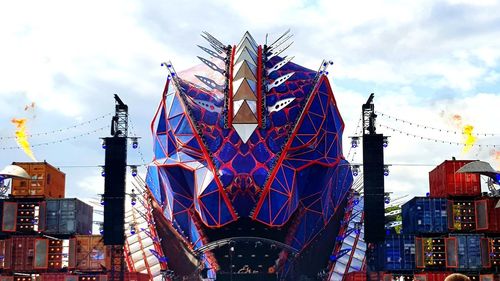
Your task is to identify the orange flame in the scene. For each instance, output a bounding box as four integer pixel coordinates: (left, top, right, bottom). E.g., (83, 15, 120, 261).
(11, 118, 37, 161)
(462, 125, 477, 153)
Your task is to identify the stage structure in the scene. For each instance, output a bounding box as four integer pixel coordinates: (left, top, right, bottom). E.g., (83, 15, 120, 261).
(143, 31, 354, 280)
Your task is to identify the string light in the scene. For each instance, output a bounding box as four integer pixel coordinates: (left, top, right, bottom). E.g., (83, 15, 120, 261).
(0, 113, 112, 140)
(0, 125, 109, 150)
(376, 111, 500, 137)
(379, 124, 500, 148)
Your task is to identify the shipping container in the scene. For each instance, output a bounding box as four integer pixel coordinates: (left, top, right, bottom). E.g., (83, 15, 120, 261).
(16, 201, 45, 233)
(414, 272, 451, 281)
(481, 237, 500, 269)
(3, 236, 53, 272)
(476, 198, 500, 233)
(0, 277, 12, 281)
(45, 198, 93, 235)
(47, 239, 64, 270)
(429, 160, 481, 198)
(446, 234, 483, 270)
(69, 235, 109, 272)
(36, 273, 67, 281)
(109, 272, 149, 281)
(415, 237, 446, 269)
(384, 235, 415, 271)
(402, 197, 448, 234)
(343, 272, 365, 281)
(11, 162, 65, 198)
(448, 200, 476, 232)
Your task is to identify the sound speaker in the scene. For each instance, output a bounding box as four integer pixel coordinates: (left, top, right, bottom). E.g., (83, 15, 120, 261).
(103, 136, 127, 245)
(363, 134, 385, 243)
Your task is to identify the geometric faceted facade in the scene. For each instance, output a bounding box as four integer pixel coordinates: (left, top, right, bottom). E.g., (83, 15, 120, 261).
(146, 31, 353, 280)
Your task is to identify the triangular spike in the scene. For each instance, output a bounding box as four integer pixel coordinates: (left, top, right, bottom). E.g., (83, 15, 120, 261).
(236, 36, 258, 54)
(233, 61, 257, 81)
(197, 56, 225, 75)
(234, 48, 257, 66)
(246, 100, 257, 115)
(266, 72, 295, 91)
(233, 101, 257, 124)
(232, 78, 257, 100)
(197, 45, 225, 60)
(233, 123, 258, 143)
(195, 75, 225, 92)
(235, 44, 257, 60)
(266, 56, 294, 75)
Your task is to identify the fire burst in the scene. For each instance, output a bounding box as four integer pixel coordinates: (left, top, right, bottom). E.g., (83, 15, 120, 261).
(462, 125, 476, 153)
(11, 118, 37, 161)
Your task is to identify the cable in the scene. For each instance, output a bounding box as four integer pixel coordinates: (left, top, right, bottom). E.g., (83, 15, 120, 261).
(0, 113, 113, 140)
(128, 117, 150, 167)
(346, 114, 362, 162)
(379, 123, 500, 148)
(376, 111, 500, 137)
(0, 125, 109, 150)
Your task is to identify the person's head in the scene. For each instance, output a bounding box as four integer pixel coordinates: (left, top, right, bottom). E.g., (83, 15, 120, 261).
(444, 273, 471, 281)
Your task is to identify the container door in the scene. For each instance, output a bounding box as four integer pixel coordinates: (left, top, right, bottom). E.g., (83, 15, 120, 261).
(415, 237, 424, 268)
(34, 238, 49, 269)
(475, 200, 489, 230)
(2, 202, 17, 232)
(3, 239, 12, 269)
(68, 238, 76, 269)
(480, 238, 491, 268)
(445, 237, 458, 268)
(38, 201, 46, 232)
(64, 276, 78, 281)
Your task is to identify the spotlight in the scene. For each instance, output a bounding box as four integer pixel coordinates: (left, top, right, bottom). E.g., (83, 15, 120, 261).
(382, 136, 389, 148)
(101, 139, 106, 149)
(101, 166, 105, 177)
(350, 137, 360, 148)
(354, 222, 362, 234)
(131, 137, 139, 149)
(99, 224, 104, 234)
(130, 189, 137, 206)
(384, 193, 391, 204)
(351, 165, 360, 177)
(130, 223, 136, 235)
(383, 165, 390, 176)
(100, 196, 105, 206)
(131, 165, 138, 177)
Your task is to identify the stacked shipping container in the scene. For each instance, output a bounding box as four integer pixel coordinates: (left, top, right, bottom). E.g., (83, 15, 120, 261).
(0, 162, 150, 280)
(378, 159, 500, 280)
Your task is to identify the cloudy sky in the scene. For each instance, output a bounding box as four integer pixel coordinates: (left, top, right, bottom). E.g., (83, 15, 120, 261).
(1, 0, 500, 204)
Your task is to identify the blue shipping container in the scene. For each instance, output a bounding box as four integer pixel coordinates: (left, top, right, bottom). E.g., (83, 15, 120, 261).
(45, 198, 93, 235)
(402, 197, 448, 234)
(447, 234, 483, 270)
(384, 234, 415, 271)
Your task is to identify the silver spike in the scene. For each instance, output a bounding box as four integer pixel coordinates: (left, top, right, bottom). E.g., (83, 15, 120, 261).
(266, 72, 295, 91)
(197, 56, 226, 75)
(268, 97, 296, 113)
(195, 75, 225, 92)
(202, 31, 226, 50)
(267, 41, 293, 60)
(266, 56, 294, 75)
(268, 29, 291, 49)
(197, 45, 225, 61)
(268, 34, 293, 53)
(201, 34, 225, 54)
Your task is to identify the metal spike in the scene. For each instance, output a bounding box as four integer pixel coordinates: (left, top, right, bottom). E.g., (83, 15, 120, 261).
(201, 34, 225, 54)
(266, 72, 295, 91)
(267, 41, 294, 60)
(268, 97, 296, 113)
(195, 75, 225, 92)
(266, 56, 294, 75)
(202, 31, 226, 50)
(197, 45, 225, 60)
(197, 56, 226, 75)
(268, 34, 293, 53)
(268, 29, 291, 49)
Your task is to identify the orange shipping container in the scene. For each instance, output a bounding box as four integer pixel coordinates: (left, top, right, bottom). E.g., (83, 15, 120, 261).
(69, 235, 110, 272)
(11, 162, 65, 198)
(429, 160, 481, 198)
